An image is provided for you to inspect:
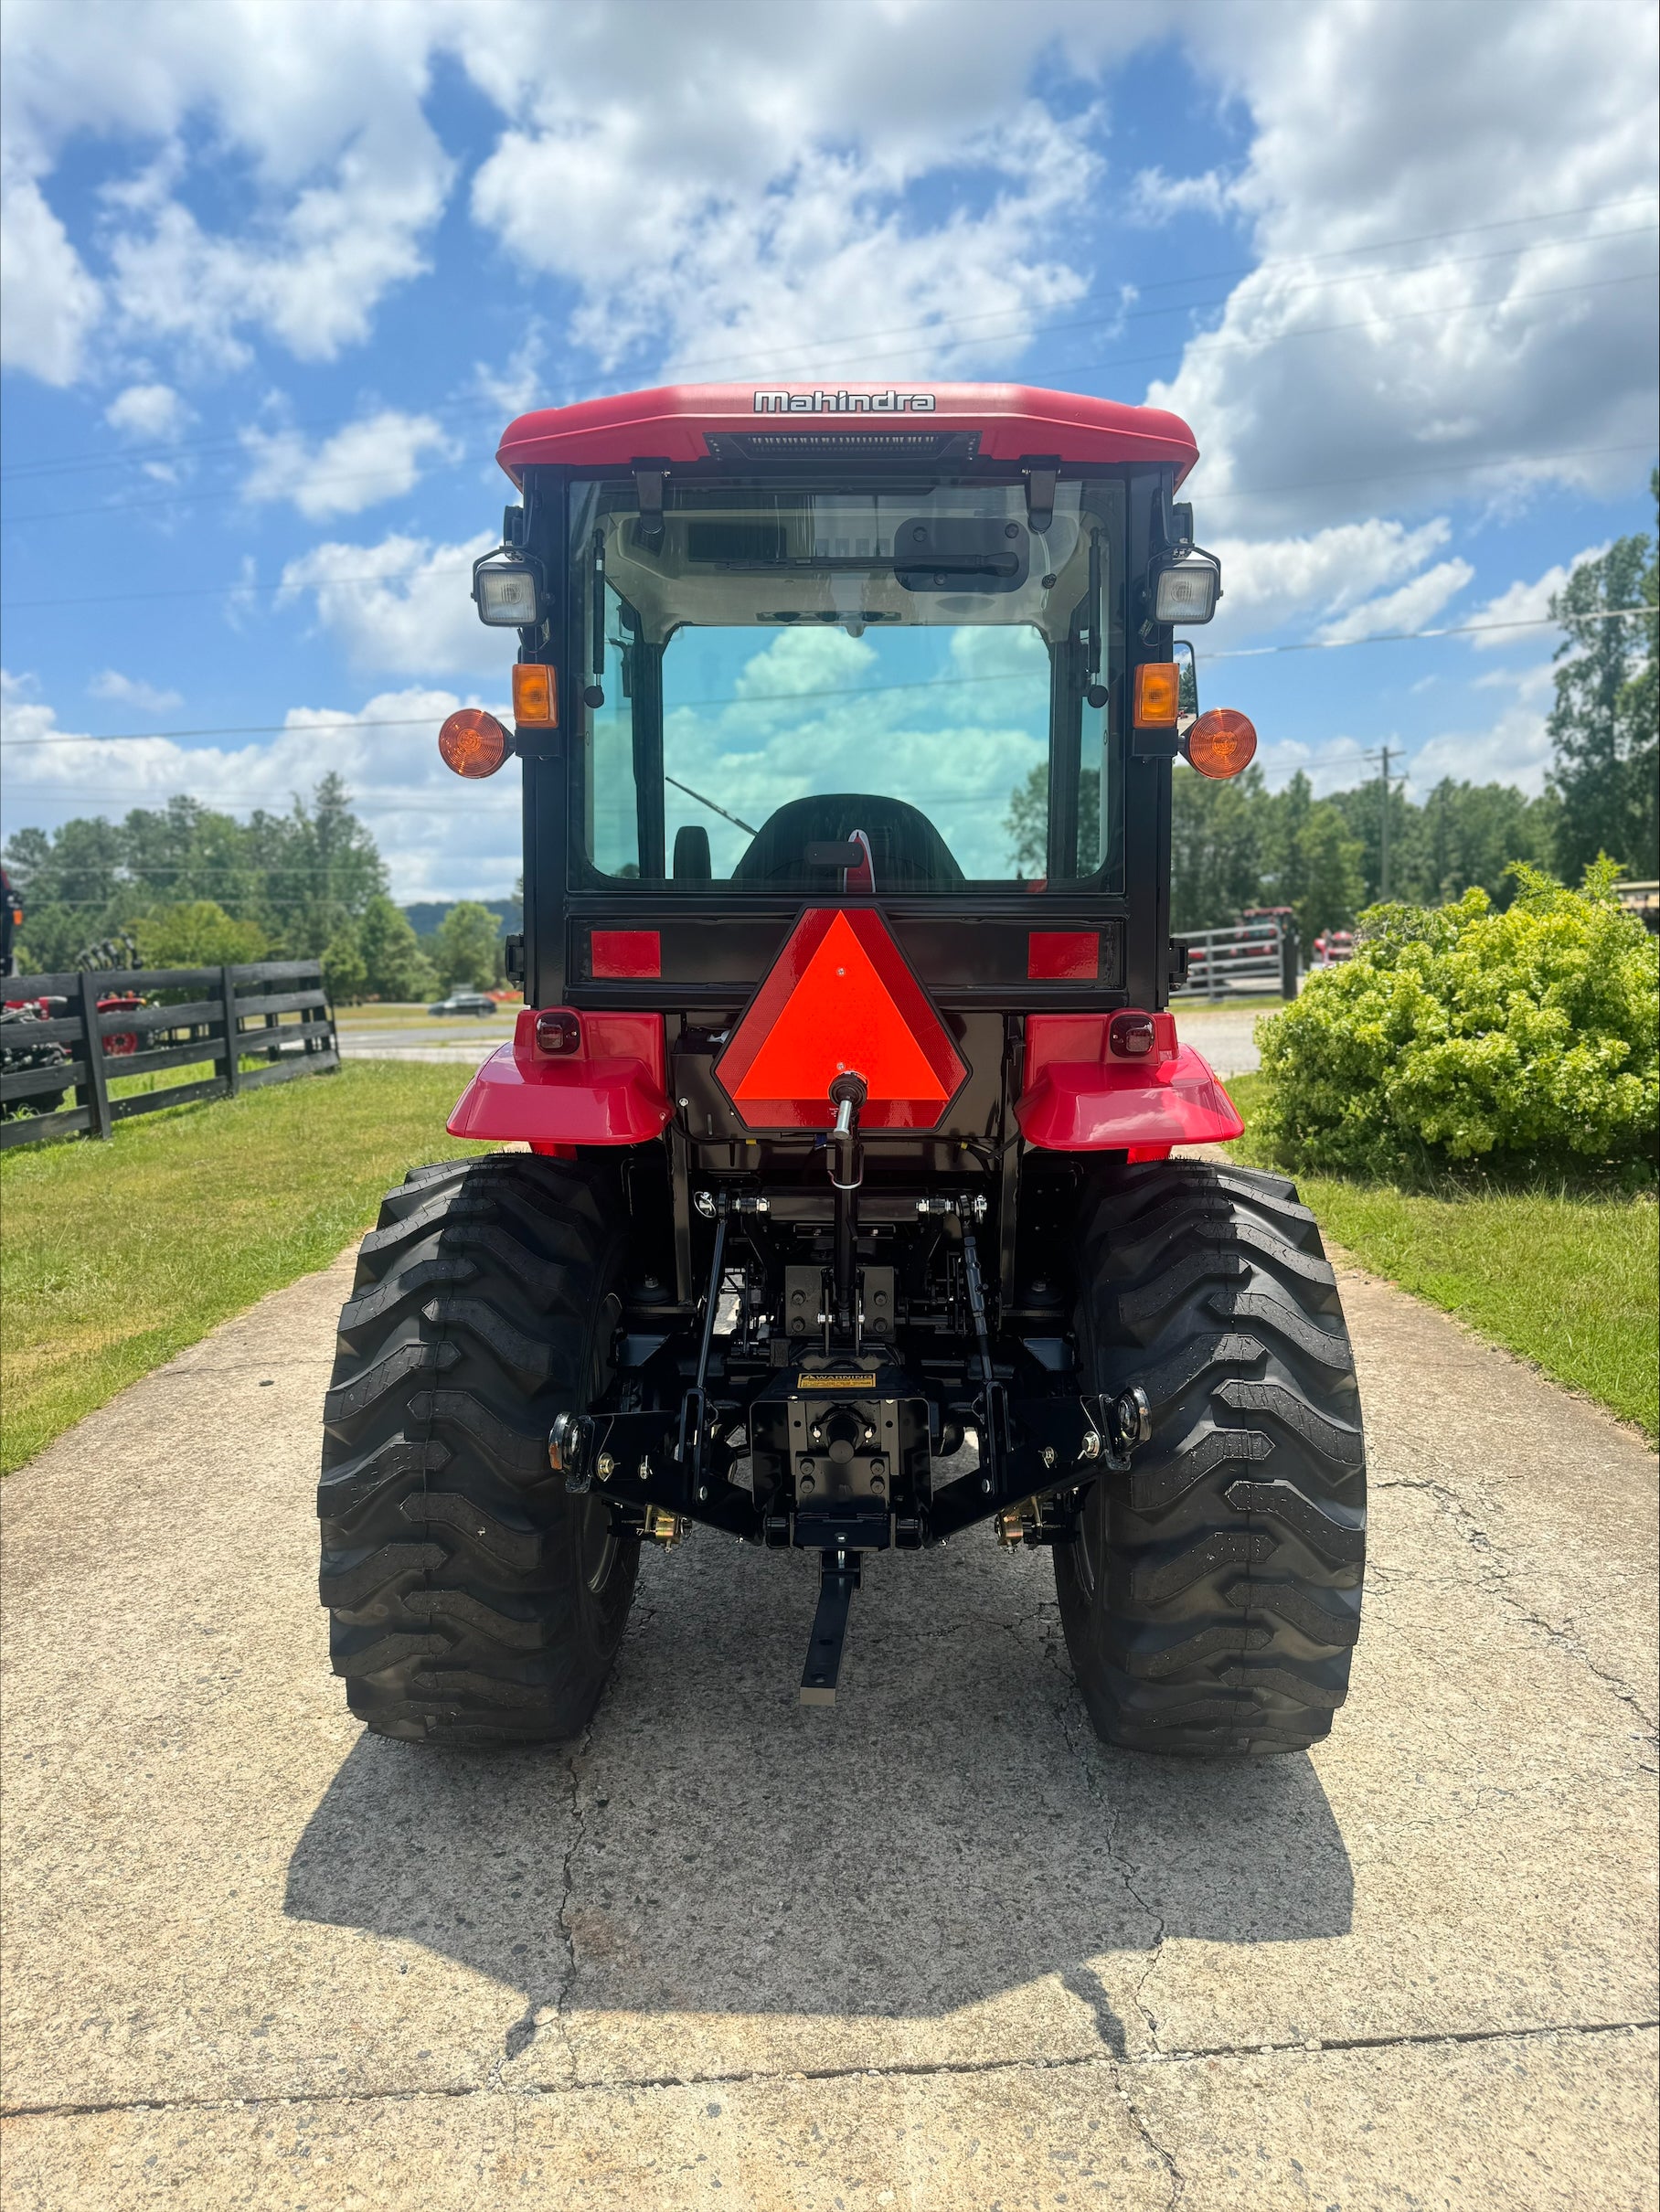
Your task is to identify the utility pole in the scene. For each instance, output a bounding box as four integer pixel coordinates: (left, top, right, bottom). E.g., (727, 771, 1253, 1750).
(1378, 743, 1391, 901)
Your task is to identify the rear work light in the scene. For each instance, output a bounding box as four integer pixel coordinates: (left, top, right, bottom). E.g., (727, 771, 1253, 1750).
(1183, 707, 1258, 780)
(512, 664, 557, 726)
(473, 551, 543, 627)
(1133, 662, 1180, 727)
(438, 707, 512, 778)
(1154, 555, 1221, 624)
(533, 1009, 581, 1055)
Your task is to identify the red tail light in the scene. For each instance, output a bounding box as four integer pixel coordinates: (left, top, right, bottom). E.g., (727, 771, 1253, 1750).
(533, 1010, 581, 1055)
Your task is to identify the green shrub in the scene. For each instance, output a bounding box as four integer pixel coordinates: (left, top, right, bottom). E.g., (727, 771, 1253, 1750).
(1254, 858, 1659, 1179)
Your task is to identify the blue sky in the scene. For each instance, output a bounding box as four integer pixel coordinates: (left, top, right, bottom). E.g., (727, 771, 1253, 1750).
(2, 0, 1655, 901)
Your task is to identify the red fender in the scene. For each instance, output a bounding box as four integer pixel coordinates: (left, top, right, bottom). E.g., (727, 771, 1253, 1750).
(446, 1010, 671, 1150)
(1014, 1012, 1243, 1160)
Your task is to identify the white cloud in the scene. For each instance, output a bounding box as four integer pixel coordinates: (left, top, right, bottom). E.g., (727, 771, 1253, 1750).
(734, 628, 874, 701)
(474, 101, 1102, 383)
(1204, 516, 1455, 643)
(242, 409, 459, 520)
(0, 1, 1165, 386)
(1408, 663, 1558, 795)
(88, 670, 184, 713)
(1153, 0, 1660, 528)
(5, 0, 1654, 475)
(1466, 542, 1611, 645)
(470, 324, 548, 420)
(1, 672, 521, 902)
(104, 381, 191, 441)
(1255, 732, 1375, 796)
(2, 3, 453, 377)
(0, 168, 101, 383)
(1128, 168, 1236, 225)
(1315, 558, 1474, 644)
(278, 529, 505, 675)
(456, 5, 1181, 383)
(106, 157, 450, 372)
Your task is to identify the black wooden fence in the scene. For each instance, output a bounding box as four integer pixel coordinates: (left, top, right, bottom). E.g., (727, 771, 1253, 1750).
(0, 961, 337, 1150)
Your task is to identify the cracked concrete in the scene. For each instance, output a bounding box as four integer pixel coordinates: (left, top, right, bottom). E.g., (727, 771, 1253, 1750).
(2, 1242, 1655, 2208)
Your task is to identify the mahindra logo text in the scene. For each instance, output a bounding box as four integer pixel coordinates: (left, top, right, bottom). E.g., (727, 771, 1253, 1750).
(753, 388, 938, 414)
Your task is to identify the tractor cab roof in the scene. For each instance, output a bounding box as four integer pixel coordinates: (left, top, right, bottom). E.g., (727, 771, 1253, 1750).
(496, 381, 1197, 484)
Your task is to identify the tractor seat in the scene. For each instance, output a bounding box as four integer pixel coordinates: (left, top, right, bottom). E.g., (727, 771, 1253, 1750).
(733, 794, 964, 891)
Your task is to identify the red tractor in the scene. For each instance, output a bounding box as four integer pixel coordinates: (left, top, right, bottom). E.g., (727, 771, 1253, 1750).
(319, 382, 1364, 1757)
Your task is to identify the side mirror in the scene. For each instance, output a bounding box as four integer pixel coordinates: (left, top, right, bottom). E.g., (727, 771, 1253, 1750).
(1175, 639, 1198, 730)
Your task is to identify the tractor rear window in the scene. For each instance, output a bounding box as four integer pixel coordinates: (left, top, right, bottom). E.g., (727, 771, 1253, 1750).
(569, 478, 1126, 895)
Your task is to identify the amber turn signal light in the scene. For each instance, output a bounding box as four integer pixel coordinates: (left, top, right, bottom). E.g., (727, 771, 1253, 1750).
(1133, 662, 1180, 727)
(1183, 707, 1258, 780)
(438, 707, 512, 778)
(512, 662, 557, 726)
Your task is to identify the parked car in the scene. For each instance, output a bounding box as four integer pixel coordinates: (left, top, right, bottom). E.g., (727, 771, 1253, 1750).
(426, 992, 499, 1016)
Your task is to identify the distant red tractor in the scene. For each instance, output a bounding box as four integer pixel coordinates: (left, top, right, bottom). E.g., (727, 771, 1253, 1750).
(319, 382, 1365, 1756)
(0, 889, 145, 1113)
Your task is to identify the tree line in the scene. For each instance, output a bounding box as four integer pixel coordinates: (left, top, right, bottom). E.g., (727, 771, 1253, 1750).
(3, 771, 509, 1002)
(6, 484, 1654, 980)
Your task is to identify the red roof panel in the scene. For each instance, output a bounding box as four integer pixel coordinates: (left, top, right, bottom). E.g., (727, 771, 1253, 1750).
(496, 381, 1197, 482)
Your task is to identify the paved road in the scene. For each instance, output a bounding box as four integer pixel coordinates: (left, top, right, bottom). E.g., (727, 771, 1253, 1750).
(2, 1235, 1655, 2208)
(336, 1021, 509, 1065)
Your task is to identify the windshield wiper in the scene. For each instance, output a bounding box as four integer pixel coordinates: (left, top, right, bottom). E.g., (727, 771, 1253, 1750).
(665, 774, 757, 836)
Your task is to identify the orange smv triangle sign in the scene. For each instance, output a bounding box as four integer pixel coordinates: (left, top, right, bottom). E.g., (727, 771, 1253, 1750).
(732, 910, 949, 1111)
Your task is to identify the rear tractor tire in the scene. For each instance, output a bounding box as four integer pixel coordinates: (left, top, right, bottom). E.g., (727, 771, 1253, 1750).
(317, 1154, 638, 1745)
(1055, 1159, 1366, 1757)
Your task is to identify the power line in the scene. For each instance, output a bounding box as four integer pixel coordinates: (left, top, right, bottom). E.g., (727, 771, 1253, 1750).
(3, 250, 1655, 530)
(1190, 441, 1655, 507)
(1207, 603, 1652, 660)
(718, 223, 1660, 384)
(5, 190, 1654, 487)
(0, 452, 474, 527)
(2, 606, 1648, 760)
(670, 199, 1660, 374)
(748, 268, 1660, 391)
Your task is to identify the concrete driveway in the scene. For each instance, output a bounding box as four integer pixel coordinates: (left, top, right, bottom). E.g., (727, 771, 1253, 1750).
(2, 1235, 1655, 2208)
(1170, 1001, 1275, 1079)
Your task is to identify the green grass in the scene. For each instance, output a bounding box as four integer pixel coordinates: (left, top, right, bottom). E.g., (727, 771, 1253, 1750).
(0, 1062, 491, 1474)
(1227, 1071, 1659, 1440)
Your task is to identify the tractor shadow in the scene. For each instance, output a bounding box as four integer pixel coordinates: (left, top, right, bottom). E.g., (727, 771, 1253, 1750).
(285, 1533, 1353, 2027)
